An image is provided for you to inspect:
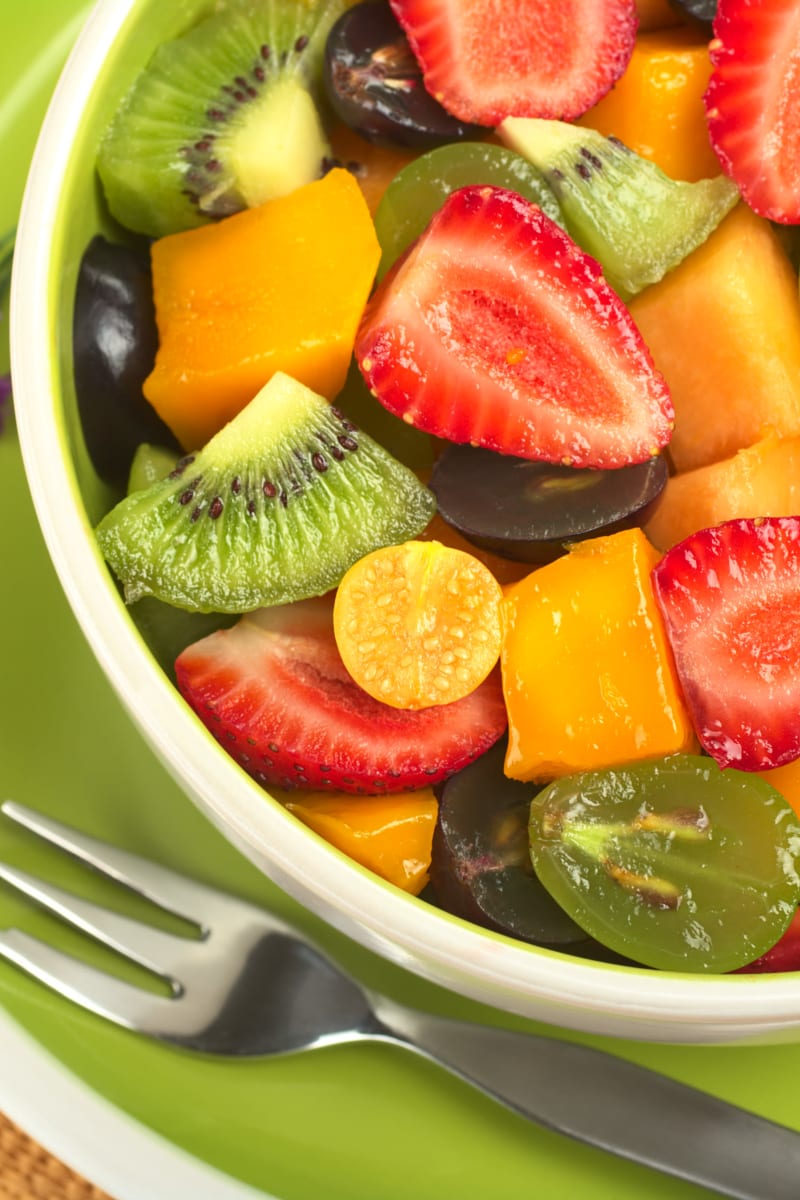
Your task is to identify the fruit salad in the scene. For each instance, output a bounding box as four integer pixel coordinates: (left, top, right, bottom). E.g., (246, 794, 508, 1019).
(78, 0, 800, 975)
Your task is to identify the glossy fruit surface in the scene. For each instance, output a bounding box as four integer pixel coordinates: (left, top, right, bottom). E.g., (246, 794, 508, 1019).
(652, 516, 800, 772)
(431, 740, 594, 949)
(73, 236, 179, 488)
(668, 0, 716, 28)
(529, 754, 800, 972)
(357, 185, 674, 470)
(175, 596, 508, 794)
(430, 444, 668, 564)
(323, 1, 482, 146)
(333, 540, 503, 709)
(389, 0, 638, 125)
(374, 141, 560, 279)
(705, 0, 800, 222)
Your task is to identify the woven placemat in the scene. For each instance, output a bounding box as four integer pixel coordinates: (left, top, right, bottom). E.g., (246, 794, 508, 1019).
(0, 1110, 114, 1200)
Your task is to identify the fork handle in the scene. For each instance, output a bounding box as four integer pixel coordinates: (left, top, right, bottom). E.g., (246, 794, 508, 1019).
(370, 999, 800, 1200)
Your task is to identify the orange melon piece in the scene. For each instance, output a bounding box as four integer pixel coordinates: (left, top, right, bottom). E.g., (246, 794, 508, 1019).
(645, 430, 800, 551)
(328, 123, 417, 216)
(629, 204, 800, 473)
(501, 529, 696, 782)
(578, 26, 719, 182)
(758, 760, 800, 821)
(144, 169, 380, 450)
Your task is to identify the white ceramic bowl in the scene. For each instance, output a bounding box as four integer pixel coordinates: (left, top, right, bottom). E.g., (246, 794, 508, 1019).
(12, 0, 800, 1044)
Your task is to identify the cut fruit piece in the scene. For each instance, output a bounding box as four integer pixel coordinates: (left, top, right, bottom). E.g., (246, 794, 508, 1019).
(374, 141, 561, 281)
(175, 596, 508, 794)
(327, 121, 418, 214)
(637, 0, 685, 28)
(501, 528, 696, 782)
(144, 169, 380, 450)
(357, 185, 673, 470)
(652, 517, 800, 772)
(127, 443, 179, 494)
(280, 786, 438, 893)
(735, 910, 800, 975)
(388, 0, 637, 125)
(529, 754, 800, 973)
(705, 0, 800, 222)
(416, 513, 532, 588)
(323, 2, 482, 146)
(97, 0, 347, 237)
(498, 118, 738, 301)
(578, 26, 721, 183)
(644, 429, 800, 552)
(333, 540, 503, 709)
(96, 372, 436, 614)
(431, 739, 592, 948)
(628, 204, 800, 473)
(430, 443, 668, 565)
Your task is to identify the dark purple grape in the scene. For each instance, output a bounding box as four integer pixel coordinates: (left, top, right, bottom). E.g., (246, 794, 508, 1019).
(429, 444, 668, 565)
(73, 235, 179, 489)
(323, 1, 484, 147)
(430, 741, 591, 949)
(668, 0, 716, 29)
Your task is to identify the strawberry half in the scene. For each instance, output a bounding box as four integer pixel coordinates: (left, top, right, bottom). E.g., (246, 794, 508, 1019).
(652, 517, 800, 772)
(356, 186, 673, 470)
(705, 0, 800, 223)
(388, 0, 638, 125)
(175, 597, 507, 794)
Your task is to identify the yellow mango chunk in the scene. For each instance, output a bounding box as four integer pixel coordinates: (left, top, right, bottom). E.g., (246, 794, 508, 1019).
(629, 204, 800, 473)
(282, 789, 438, 895)
(578, 27, 719, 182)
(501, 529, 695, 782)
(646, 429, 800, 550)
(144, 169, 381, 450)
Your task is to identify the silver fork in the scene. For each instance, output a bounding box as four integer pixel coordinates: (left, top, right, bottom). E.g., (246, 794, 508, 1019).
(1, 799, 799, 1200)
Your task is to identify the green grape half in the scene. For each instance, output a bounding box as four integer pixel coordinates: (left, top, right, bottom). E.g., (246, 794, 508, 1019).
(373, 142, 561, 282)
(529, 754, 800, 974)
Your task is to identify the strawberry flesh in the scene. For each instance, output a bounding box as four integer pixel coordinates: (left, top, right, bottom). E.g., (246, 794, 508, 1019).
(175, 597, 507, 794)
(705, 0, 800, 222)
(356, 185, 674, 470)
(652, 517, 800, 772)
(388, 0, 638, 126)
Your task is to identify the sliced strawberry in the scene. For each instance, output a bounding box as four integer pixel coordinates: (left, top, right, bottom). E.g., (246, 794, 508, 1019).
(704, 0, 800, 223)
(735, 908, 800, 974)
(175, 597, 507, 795)
(652, 517, 800, 772)
(356, 186, 673, 470)
(388, 0, 637, 125)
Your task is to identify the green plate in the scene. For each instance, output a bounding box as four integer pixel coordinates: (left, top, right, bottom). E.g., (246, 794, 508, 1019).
(3, 4, 800, 1198)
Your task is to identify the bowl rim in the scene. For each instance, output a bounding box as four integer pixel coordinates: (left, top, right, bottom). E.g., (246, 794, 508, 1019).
(11, 0, 800, 1037)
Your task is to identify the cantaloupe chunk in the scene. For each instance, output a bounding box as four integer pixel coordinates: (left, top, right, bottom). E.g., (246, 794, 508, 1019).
(144, 169, 381, 450)
(645, 430, 800, 550)
(328, 123, 417, 216)
(578, 27, 719, 182)
(758, 760, 800, 820)
(629, 204, 800, 473)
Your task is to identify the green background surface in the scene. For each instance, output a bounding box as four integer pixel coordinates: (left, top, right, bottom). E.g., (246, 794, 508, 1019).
(2, 3, 800, 1198)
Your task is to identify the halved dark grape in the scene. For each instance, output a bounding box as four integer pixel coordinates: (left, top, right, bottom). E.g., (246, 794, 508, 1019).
(429, 444, 668, 564)
(529, 754, 800, 974)
(73, 236, 179, 489)
(668, 0, 716, 30)
(323, 1, 483, 147)
(430, 740, 593, 949)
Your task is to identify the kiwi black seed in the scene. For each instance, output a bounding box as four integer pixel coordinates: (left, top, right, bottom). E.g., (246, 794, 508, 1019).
(98, 0, 349, 238)
(96, 372, 437, 613)
(499, 117, 739, 301)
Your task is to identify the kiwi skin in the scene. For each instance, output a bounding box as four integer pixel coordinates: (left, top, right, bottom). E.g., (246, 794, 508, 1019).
(96, 372, 437, 614)
(98, 0, 348, 238)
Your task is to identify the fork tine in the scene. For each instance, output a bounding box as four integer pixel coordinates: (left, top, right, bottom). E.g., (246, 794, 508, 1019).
(0, 927, 176, 1033)
(0, 862, 197, 980)
(1, 801, 229, 925)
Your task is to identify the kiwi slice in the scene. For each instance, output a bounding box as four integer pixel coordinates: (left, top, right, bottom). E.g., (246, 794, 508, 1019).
(98, 0, 347, 238)
(127, 443, 180, 494)
(96, 372, 437, 613)
(498, 117, 740, 301)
